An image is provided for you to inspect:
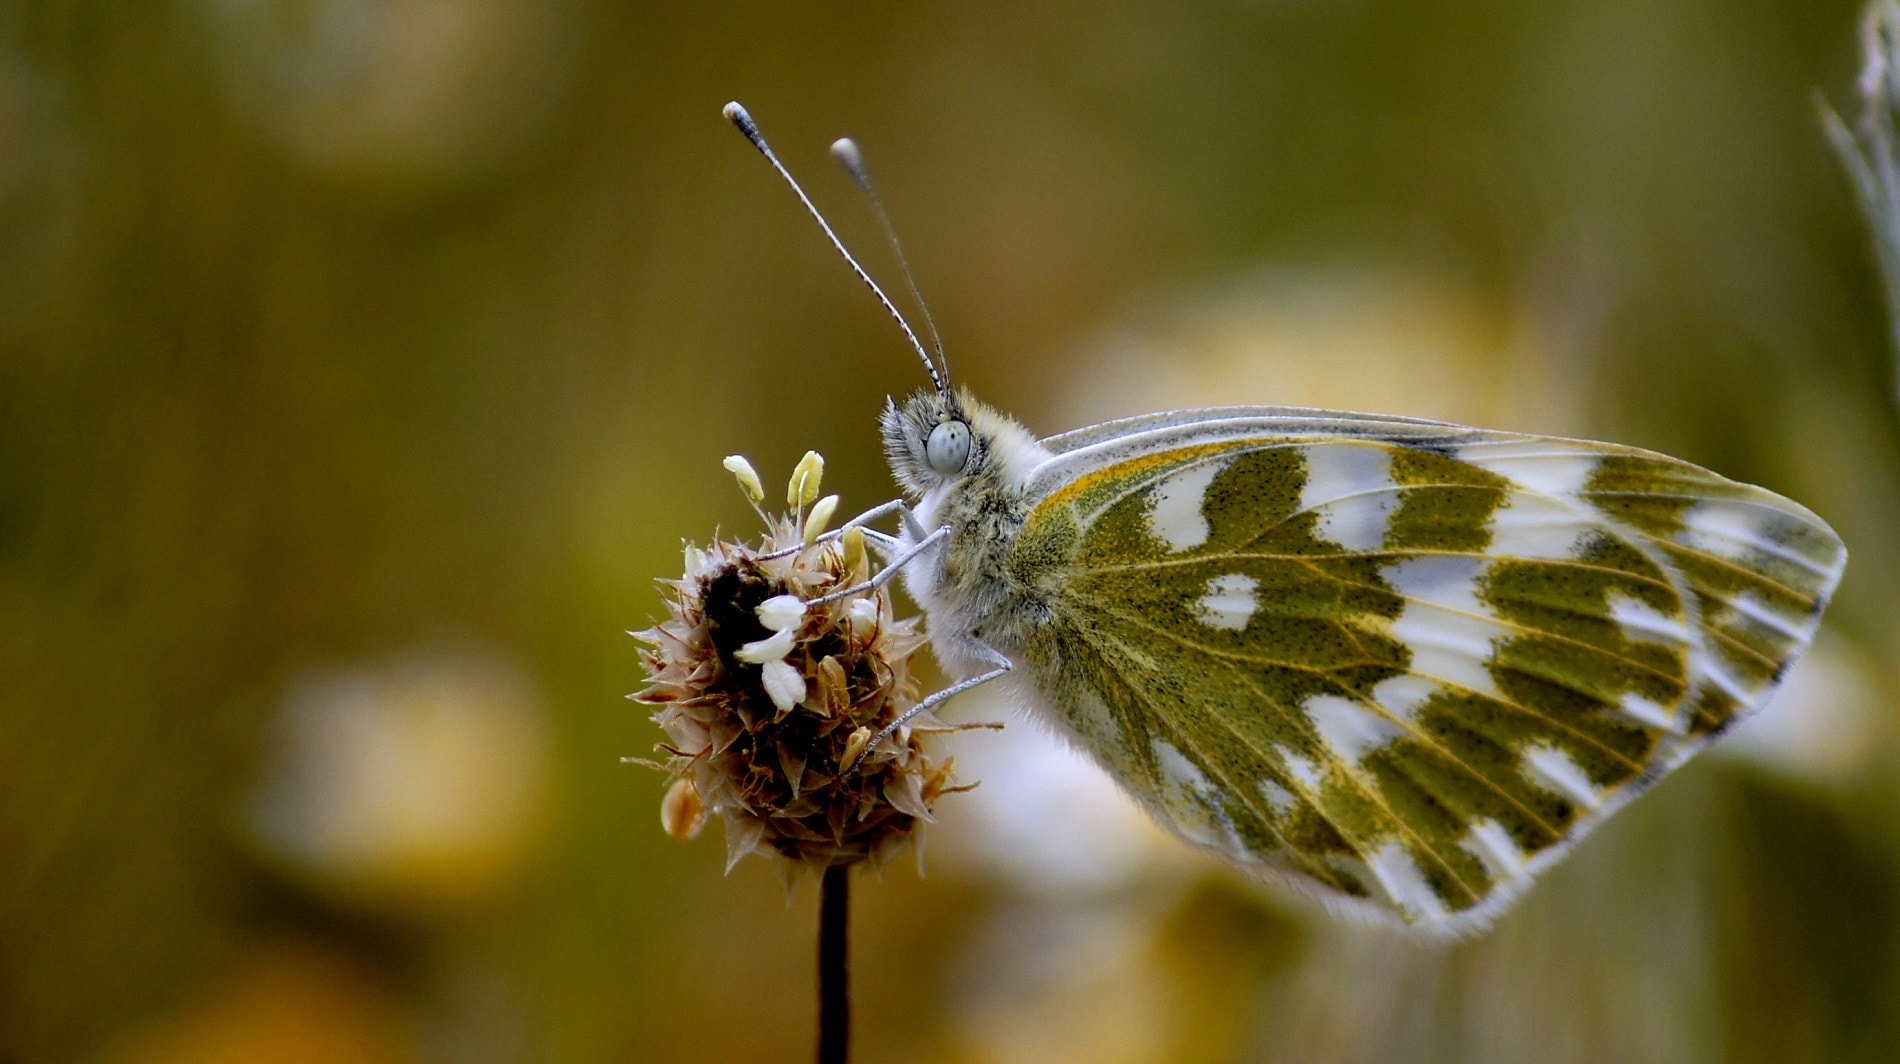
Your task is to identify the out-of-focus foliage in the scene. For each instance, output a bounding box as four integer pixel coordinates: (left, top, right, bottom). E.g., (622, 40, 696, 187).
(1, 2, 1896, 1063)
(1825, 0, 1900, 407)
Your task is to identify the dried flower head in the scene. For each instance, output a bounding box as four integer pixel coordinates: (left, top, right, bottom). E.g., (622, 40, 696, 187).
(631, 453, 986, 879)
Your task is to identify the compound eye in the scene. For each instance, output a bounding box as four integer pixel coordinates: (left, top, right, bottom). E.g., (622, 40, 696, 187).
(924, 420, 972, 476)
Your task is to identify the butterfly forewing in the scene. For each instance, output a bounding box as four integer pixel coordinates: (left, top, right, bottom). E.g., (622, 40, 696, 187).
(1012, 420, 1844, 933)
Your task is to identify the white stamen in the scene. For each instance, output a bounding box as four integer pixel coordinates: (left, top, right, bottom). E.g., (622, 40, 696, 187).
(736, 626, 796, 664)
(755, 594, 806, 632)
(847, 597, 880, 638)
(760, 659, 807, 712)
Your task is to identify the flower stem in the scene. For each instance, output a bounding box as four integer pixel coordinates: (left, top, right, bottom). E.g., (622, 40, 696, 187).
(818, 864, 851, 1064)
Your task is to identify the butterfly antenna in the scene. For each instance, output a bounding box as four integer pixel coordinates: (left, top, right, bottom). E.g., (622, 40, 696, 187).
(830, 137, 949, 390)
(722, 102, 946, 393)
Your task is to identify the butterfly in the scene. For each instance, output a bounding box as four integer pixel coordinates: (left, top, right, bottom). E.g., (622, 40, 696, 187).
(723, 103, 1848, 935)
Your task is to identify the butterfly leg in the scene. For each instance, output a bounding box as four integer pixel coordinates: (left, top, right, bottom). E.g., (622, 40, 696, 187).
(856, 503, 926, 558)
(807, 525, 947, 606)
(857, 503, 930, 559)
(855, 528, 904, 559)
(760, 498, 910, 560)
(848, 642, 1012, 772)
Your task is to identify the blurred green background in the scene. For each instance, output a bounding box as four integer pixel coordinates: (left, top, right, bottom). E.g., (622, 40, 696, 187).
(4, 1, 1899, 1061)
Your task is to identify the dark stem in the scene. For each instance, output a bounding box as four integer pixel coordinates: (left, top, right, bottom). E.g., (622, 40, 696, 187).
(817, 864, 851, 1064)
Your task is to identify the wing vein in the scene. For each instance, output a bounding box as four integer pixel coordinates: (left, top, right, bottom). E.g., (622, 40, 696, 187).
(1087, 602, 1503, 907)
(1081, 549, 1680, 599)
(1066, 620, 1343, 887)
(1089, 600, 1649, 779)
(1082, 553, 1687, 688)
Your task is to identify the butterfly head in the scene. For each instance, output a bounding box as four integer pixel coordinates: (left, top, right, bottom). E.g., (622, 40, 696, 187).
(881, 387, 1041, 499)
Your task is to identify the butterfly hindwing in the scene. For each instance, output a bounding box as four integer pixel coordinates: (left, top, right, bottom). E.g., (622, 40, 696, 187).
(1011, 416, 1844, 933)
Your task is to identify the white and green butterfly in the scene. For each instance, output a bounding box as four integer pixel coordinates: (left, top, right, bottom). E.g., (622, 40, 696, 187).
(724, 103, 1848, 935)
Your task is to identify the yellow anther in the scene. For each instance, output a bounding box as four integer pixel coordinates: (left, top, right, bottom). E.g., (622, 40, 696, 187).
(722, 455, 765, 506)
(804, 494, 840, 545)
(841, 526, 866, 571)
(788, 450, 825, 508)
(660, 777, 705, 840)
(841, 726, 873, 770)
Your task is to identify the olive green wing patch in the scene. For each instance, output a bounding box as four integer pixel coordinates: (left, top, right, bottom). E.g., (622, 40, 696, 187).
(1012, 432, 1844, 933)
